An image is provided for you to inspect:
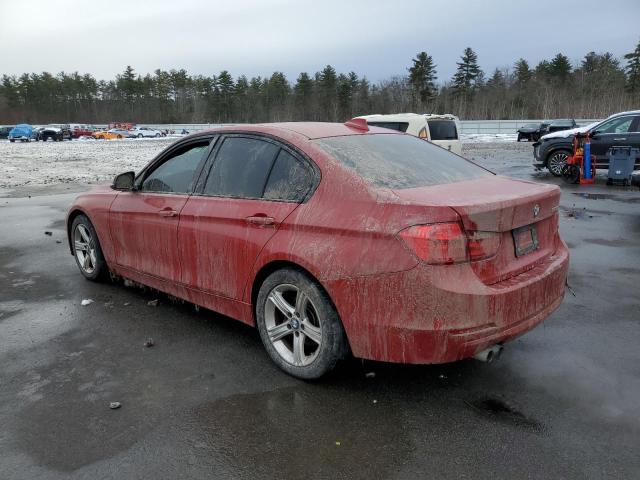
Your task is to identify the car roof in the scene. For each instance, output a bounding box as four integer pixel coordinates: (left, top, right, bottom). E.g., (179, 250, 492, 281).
(192, 122, 399, 140)
(356, 113, 459, 123)
(608, 110, 640, 118)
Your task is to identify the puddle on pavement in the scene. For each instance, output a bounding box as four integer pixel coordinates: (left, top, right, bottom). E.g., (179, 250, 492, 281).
(571, 192, 640, 203)
(188, 386, 410, 478)
(467, 396, 541, 430)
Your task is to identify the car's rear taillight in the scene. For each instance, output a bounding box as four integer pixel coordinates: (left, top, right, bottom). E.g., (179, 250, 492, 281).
(398, 223, 500, 264)
(418, 127, 429, 140)
(466, 230, 501, 260)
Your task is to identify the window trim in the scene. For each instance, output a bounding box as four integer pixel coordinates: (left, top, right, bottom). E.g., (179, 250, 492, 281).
(194, 132, 320, 203)
(134, 135, 218, 195)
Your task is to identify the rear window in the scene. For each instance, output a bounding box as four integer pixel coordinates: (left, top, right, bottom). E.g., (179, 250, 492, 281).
(427, 120, 458, 140)
(314, 134, 490, 189)
(366, 122, 409, 133)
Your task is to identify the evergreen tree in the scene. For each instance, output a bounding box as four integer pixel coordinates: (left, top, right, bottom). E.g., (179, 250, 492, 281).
(317, 65, 338, 120)
(624, 39, 640, 94)
(293, 72, 314, 119)
(452, 47, 483, 96)
(408, 51, 437, 103)
(513, 58, 532, 86)
(548, 53, 572, 81)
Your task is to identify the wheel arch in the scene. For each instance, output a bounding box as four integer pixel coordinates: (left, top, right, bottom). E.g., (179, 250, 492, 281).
(249, 259, 353, 358)
(66, 208, 92, 255)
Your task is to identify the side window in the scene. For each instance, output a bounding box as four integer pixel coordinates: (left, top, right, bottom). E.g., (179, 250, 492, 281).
(628, 116, 640, 133)
(264, 149, 314, 202)
(141, 141, 210, 194)
(597, 116, 633, 134)
(204, 137, 279, 198)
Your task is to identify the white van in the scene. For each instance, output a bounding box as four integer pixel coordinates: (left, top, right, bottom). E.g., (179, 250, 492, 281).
(355, 113, 463, 155)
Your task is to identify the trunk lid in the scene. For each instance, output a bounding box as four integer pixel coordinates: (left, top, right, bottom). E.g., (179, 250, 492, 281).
(393, 176, 561, 284)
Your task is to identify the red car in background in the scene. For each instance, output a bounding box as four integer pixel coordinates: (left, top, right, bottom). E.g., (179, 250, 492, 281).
(66, 121, 569, 379)
(71, 125, 98, 138)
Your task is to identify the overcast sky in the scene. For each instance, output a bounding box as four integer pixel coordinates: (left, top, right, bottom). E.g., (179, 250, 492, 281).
(1, 0, 639, 83)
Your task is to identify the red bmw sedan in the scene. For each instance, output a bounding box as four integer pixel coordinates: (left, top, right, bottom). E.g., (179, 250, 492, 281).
(67, 121, 569, 379)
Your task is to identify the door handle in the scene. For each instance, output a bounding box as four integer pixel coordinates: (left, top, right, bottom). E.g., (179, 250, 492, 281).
(158, 208, 178, 217)
(613, 138, 627, 141)
(245, 215, 275, 227)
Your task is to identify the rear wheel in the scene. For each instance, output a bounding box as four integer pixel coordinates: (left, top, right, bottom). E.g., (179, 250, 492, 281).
(256, 268, 347, 379)
(547, 150, 570, 176)
(517, 134, 523, 142)
(71, 214, 108, 281)
(137, 133, 143, 138)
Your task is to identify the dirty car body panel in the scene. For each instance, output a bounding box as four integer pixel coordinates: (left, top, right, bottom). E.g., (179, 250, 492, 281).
(67, 122, 569, 366)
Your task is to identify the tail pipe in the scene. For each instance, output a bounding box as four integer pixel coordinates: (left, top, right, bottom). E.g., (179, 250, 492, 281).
(473, 345, 503, 363)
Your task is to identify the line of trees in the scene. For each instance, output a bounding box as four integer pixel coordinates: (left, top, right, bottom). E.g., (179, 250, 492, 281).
(1, 40, 639, 124)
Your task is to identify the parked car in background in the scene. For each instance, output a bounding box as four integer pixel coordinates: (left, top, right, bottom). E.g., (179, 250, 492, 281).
(355, 113, 463, 155)
(108, 122, 135, 130)
(38, 124, 73, 141)
(533, 111, 640, 175)
(93, 128, 129, 140)
(72, 125, 98, 138)
(0, 125, 15, 139)
(66, 121, 569, 378)
(8, 124, 36, 142)
(544, 119, 577, 136)
(517, 122, 549, 142)
(128, 126, 164, 138)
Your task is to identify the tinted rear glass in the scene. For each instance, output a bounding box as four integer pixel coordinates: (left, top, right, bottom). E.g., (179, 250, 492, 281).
(263, 149, 314, 202)
(314, 134, 490, 189)
(366, 122, 409, 133)
(427, 120, 457, 140)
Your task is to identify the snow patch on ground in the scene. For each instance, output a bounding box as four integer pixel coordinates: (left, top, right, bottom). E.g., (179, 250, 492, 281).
(0, 138, 174, 190)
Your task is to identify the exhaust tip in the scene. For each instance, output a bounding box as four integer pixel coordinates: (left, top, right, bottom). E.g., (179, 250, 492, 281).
(473, 345, 503, 363)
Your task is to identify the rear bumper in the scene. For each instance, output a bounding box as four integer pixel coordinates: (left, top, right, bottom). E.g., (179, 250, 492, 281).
(326, 239, 570, 364)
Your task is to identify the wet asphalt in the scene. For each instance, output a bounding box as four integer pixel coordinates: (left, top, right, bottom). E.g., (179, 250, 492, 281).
(1, 142, 639, 479)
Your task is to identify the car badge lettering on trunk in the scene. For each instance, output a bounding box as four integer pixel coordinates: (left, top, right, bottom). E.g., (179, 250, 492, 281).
(533, 204, 540, 217)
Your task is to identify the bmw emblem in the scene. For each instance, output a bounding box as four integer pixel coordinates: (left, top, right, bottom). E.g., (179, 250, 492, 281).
(533, 204, 540, 217)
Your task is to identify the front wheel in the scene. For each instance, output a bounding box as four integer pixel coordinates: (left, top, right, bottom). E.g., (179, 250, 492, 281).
(71, 214, 108, 281)
(547, 151, 570, 176)
(256, 268, 348, 379)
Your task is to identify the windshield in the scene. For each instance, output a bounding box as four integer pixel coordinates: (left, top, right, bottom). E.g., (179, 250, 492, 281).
(314, 134, 490, 189)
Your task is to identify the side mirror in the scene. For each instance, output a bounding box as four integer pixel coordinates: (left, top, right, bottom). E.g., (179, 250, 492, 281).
(589, 130, 599, 139)
(112, 171, 135, 191)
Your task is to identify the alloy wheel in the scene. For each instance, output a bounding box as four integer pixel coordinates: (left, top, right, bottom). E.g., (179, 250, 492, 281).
(74, 224, 97, 274)
(548, 152, 569, 176)
(264, 283, 322, 367)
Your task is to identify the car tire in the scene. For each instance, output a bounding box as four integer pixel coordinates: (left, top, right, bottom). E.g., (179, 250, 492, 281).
(9, 139, 14, 143)
(517, 134, 522, 142)
(155, 133, 160, 138)
(71, 214, 108, 281)
(137, 133, 143, 138)
(256, 268, 348, 379)
(547, 150, 571, 176)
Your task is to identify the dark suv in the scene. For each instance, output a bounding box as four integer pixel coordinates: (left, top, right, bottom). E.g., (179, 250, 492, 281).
(533, 112, 640, 175)
(38, 124, 73, 142)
